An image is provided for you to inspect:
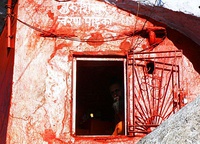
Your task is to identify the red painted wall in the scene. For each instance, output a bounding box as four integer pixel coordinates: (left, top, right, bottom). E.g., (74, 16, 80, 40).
(1, 0, 199, 143)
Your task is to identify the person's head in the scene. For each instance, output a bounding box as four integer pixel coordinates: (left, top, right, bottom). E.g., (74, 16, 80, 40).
(109, 81, 124, 120)
(109, 83, 123, 102)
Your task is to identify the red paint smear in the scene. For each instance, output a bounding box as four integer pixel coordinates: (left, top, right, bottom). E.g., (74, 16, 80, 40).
(148, 31, 164, 51)
(42, 129, 56, 142)
(47, 10, 54, 20)
(119, 39, 131, 51)
(56, 27, 76, 37)
(87, 32, 104, 48)
(48, 42, 73, 63)
(57, 5, 62, 10)
(149, 31, 156, 45)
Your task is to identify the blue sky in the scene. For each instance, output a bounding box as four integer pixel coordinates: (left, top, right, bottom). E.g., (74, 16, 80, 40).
(0, 0, 7, 34)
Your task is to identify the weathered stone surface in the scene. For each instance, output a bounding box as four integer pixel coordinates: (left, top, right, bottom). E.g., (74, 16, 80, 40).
(138, 95, 200, 144)
(5, 0, 200, 143)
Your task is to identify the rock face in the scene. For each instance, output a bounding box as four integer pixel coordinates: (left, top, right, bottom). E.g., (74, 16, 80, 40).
(4, 0, 200, 143)
(138, 95, 200, 144)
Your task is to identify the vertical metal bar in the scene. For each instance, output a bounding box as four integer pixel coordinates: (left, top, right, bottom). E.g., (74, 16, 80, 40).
(172, 65, 175, 113)
(152, 75, 155, 122)
(156, 67, 164, 124)
(177, 65, 182, 109)
(124, 58, 127, 135)
(127, 60, 131, 134)
(127, 54, 134, 135)
(179, 51, 184, 108)
(132, 54, 135, 135)
(7, 0, 12, 48)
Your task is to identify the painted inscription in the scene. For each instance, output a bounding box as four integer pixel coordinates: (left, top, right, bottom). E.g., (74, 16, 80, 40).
(56, 1, 112, 28)
(58, 16, 112, 28)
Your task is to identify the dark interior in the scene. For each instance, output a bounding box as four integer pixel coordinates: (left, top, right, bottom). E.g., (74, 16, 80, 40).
(75, 59, 124, 135)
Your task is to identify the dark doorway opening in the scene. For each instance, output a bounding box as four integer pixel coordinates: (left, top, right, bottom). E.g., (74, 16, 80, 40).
(75, 58, 125, 135)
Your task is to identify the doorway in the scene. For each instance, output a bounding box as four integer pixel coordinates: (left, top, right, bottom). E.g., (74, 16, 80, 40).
(73, 57, 126, 135)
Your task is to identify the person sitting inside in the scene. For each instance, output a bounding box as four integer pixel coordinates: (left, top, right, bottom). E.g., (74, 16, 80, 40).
(109, 81, 125, 135)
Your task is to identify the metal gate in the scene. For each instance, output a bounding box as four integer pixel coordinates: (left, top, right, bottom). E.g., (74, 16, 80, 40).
(127, 50, 184, 135)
